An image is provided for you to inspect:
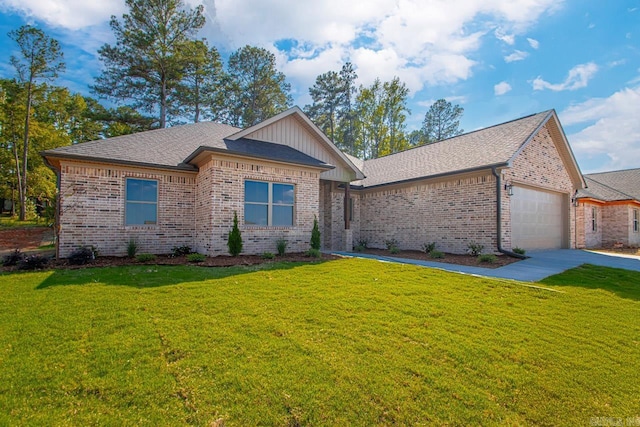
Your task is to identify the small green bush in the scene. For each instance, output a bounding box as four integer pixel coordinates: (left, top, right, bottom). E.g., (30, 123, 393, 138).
(389, 246, 400, 254)
(310, 215, 321, 250)
(430, 250, 445, 259)
(306, 248, 321, 258)
(384, 239, 399, 251)
(512, 247, 526, 255)
(127, 239, 138, 258)
(136, 253, 156, 262)
(478, 254, 497, 263)
(186, 253, 206, 263)
(68, 246, 96, 265)
(422, 242, 436, 254)
(17, 254, 49, 270)
(171, 245, 192, 257)
(467, 242, 484, 257)
(262, 252, 275, 260)
(354, 244, 366, 252)
(356, 239, 369, 249)
(227, 211, 243, 256)
(276, 238, 288, 256)
(2, 249, 24, 266)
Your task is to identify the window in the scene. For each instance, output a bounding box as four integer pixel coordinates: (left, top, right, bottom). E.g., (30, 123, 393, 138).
(244, 180, 294, 226)
(634, 209, 639, 233)
(591, 207, 597, 232)
(125, 178, 158, 225)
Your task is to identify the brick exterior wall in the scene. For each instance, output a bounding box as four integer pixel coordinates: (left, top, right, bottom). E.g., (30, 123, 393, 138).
(57, 161, 196, 257)
(57, 157, 321, 258)
(319, 181, 361, 251)
(602, 204, 631, 247)
(357, 174, 497, 254)
(194, 155, 320, 256)
(502, 124, 576, 249)
(575, 202, 602, 248)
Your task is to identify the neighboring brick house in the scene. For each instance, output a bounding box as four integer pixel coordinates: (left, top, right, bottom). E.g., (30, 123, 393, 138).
(575, 169, 640, 248)
(43, 107, 587, 258)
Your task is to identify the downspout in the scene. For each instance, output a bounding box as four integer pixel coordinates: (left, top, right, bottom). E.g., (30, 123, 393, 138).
(491, 167, 527, 259)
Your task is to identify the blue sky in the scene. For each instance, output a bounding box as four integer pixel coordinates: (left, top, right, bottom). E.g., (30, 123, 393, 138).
(0, 0, 638, 173)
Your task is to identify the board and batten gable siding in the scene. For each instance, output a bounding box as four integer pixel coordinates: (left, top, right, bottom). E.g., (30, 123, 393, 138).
(194, 152, 321, 256)
(56, 160, 197, 257)
(242, 115, 355, 182)
(501, 123, 577, 250)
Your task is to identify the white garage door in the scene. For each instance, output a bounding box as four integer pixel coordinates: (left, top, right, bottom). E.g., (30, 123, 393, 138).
(510, 186, 565, 250)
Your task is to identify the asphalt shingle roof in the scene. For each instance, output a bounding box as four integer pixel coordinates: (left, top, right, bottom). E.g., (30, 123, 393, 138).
(578, 168, 640, 201)
(353, 110, 552, 187)
(42, 121, 333, 171)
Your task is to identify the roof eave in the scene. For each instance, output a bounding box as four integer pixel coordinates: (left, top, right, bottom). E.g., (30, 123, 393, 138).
(184, 145, 336, 171)
(41, 151, 198, 172)
(360, 162, 509, 190)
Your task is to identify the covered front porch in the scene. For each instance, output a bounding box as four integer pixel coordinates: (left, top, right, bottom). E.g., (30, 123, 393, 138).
(319, 180, 360, 251)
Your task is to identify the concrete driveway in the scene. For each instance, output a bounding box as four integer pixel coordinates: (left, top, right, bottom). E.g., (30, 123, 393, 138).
(334, 249, 640, 282)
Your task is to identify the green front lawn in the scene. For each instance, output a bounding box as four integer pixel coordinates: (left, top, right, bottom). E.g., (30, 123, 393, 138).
(1, 260, 638, 425)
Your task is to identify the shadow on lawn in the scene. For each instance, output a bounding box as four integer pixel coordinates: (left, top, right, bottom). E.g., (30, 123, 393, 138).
(35, 261, 328, 290)
(540, 264, 640, 301)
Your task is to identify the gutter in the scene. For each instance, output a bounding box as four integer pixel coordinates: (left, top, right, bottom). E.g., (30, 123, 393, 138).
(491, 167, 528, 260)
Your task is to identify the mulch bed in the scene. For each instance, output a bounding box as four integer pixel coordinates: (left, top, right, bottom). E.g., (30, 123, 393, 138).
(358, 248, 521, 269)
(1, 252, 341, 272)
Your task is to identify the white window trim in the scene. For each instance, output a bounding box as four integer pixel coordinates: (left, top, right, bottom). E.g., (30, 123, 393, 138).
(125, 178, 158, 226)
(244, 180, 295, 227)
(591, 207, 597, 232)
(634, 209, 639, 233)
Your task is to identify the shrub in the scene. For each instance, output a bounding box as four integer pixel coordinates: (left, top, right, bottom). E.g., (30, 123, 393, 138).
(68, 246, 96, 265)
(354, 244, 366, 252)
(512, 247, 526, 255)
(276, 238, 288, 256)
(171, 245, 192, 257)
(467, 242, 484, 257)
(262, 252, 275, 260)
(186, 253, 206, 263)
(478, 254, 497, 263)
(17, 254, 49, 270)
(227, 211, 243, 256)
(430, 250, 445, 259)
(127, 239, 138, 258)
(310, 215, 321, 250)
(136, 253, 156, 262)
(2, 249, 24, 266)
(356, 239, 369, 249)
(384, 238, 399, 252)
(422, 242, 436, 254)
(389, 246, 400, 255)
(306, 248, 321, 258)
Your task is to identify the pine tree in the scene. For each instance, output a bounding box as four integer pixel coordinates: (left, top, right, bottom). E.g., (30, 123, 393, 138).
(310, 215, 321, 250)
(227, 211, 243, 256)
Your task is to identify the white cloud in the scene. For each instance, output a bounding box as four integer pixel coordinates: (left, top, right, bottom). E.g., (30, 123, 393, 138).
(527, 37, 539, 49)
(504, 50, 529, 62)
(0, 0, 125, 29)
(561, 86, 640, 171)
(495, 29, 515, 45)
(494, 81, 512, 95)
(1, 0, 562, 103)
(532, 62, 598, 91)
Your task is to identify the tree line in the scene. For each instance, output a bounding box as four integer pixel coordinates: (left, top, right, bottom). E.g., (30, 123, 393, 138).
(0, 0, 463, 221)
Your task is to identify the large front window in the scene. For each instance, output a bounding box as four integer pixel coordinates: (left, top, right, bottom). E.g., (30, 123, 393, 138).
(244, 180, 294, 226)
(125, 178, 158, 225)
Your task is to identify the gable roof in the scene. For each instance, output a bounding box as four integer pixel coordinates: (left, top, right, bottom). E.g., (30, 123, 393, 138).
(353, 110, 583, 188)
(42, 110, 344, 173)
(228, 106, 365, 180)
(578, 168, 640, 202)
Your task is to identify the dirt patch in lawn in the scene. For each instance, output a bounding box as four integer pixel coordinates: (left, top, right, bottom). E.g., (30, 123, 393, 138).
(358, 248, 521, 269)
(0, 226, 54, 255)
